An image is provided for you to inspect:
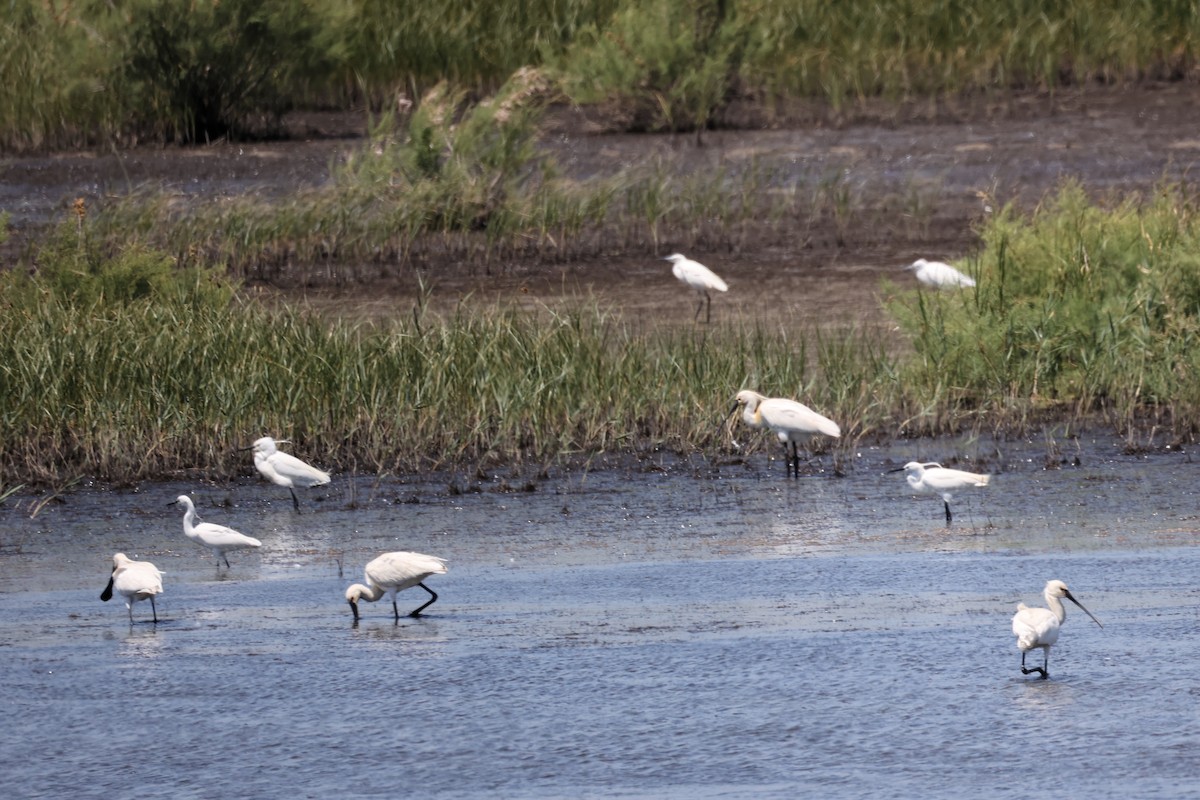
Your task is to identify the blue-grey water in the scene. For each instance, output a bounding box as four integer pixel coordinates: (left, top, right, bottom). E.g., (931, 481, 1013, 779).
(1, 439, 1198, 798)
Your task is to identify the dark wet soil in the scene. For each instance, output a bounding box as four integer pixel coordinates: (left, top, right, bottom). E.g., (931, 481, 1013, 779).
(5, 84, 1200, 328)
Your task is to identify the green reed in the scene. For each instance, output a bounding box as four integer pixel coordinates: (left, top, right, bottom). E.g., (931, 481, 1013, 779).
(0, 243, 878, 484)
(5, 0, 1199, 150)
(8, 179, 1200, 485)
(885, 180, 1200, 442)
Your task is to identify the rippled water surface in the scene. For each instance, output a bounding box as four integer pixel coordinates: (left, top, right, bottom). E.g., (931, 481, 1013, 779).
(2, 440, 1199, 798)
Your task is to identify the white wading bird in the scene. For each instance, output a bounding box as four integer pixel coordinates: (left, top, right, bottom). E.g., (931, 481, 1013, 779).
(891, 461, 990, 525)
(244, 436, 331, 511)
(100, 553, 164, 623)
(1012, 579, 1102, 679)
(905, 258, 976, 289)
(170, 495, 262, 569)
(727, 390, 841, 478)
(345, 551, 449, 621)
(663, 253, 728, 323)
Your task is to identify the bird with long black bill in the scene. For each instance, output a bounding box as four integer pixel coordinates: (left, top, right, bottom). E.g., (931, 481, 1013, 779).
(345, 551, 449, 621)
(1012, 579, 1102, 679)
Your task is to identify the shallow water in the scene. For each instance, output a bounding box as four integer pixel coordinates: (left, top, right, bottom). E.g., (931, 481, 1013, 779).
(1, 439, 1199, 798)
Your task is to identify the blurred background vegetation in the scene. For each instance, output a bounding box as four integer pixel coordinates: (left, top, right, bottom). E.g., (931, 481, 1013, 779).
(3, 0, 1198, 150)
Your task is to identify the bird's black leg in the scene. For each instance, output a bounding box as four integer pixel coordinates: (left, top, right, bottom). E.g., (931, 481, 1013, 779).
(704, 292, 712, 324)
(150, 596, 158, 624)
(1020, 651, 1048, 678)
(780, 441, 792, 478)
(223, 553, 231, 569)
(409, 583, 439, 617)
(791, 442, 801, 479)
(290, 487, 301, 512)
(944, 501, 953, 526)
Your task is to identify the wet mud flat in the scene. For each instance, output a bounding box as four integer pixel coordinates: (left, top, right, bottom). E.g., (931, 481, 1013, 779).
(1, 436, 1198, 797)
(6, 84, 1200, 330)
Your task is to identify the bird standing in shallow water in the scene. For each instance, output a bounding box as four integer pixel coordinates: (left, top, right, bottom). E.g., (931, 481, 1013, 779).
(892, 461, 989, 525)
(100, 553, 163, 623)
(905, 258, 976, 289)
(345, 551, 449, 621)
(170, 495, 262, 569)
(245, 436, 331, 511)
(1012, 579, 1102, 679)
(727, 390, 841, 478)
(663, 253, 728, 323)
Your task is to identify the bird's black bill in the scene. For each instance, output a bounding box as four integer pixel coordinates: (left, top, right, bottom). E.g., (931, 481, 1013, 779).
(717, 403, 738, 440)
(348, 599, 359, 621)
(886, 466, 907, 473)
(100, 575, 114, 602)
(1066, 594, 1103, 628)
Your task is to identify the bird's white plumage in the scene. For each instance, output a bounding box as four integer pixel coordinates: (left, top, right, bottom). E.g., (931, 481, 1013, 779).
(906, 258, 976, 288)
(1011, 579, 1102, 677)
(250, 436, 330, 489)
(663, 253, 728, 322)
(736, 390, 842, 441)
(172, 495, 261, 567)
(729, 389, 840, 477)
(665, 253, 728, 293)
(345, 551, 449, 620)
(895, 461, 990, 524)
(900, 461, 990, 499)
(101, 552, 163, 622)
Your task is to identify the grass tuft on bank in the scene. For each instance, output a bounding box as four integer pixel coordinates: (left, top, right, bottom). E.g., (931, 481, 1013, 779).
(5, 181, 1200, 486)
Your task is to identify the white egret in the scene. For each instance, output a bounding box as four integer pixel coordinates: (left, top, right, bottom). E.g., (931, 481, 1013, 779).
(1012, 579, 1102, 679)
(170, 495, 262, 569)
(245, 436, 331, 511)
(345, 551, 449, 621)
(727, 390, 841, 478)
(891, 461, 990, 525)
(905, 258, 976, 289)
(663, 253, 728, 323)
(100, 553, 164, 623)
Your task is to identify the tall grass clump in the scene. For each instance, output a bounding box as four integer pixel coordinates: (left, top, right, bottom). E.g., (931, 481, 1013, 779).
(3, 215, 885, 485)
(738, 0, 1200, 110)
(555, 0, 745, 136)
(886, 181, 1200, 440)
(0, 1, 120, 150)
(558, 0, 1200, 130)
(9, 1, 1200, 150)
(337, 0, 618, 104)
(119, 0, 333, 143)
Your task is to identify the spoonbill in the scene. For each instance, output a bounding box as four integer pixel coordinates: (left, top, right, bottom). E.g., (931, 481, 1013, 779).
(727, 390, 841, 478)
(891, 461, 990, 525)
(100, 553, 163, 623)
(1012, 579, 1102, 679)
(905, 258, 976, 289)
(663, 253, 728, 323)
(170, 495, 262, 569)
(245, 436, 331, 511)
(345, 551, 449, 621)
